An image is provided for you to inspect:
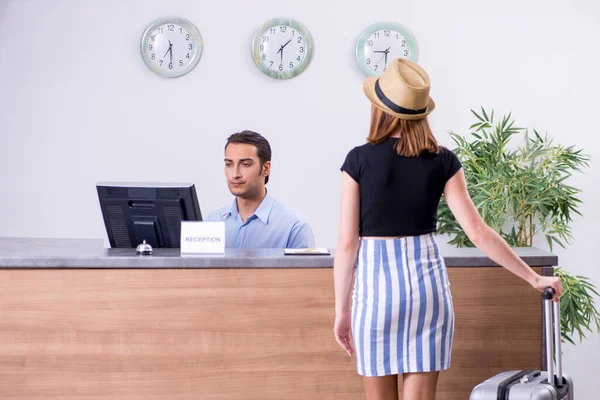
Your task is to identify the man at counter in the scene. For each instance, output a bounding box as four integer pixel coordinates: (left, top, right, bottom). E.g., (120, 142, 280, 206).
(206, 130, 315, 248)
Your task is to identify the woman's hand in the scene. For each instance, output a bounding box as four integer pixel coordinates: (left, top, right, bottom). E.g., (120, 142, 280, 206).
(531, 275, 564, 302)
(333, 312, 354, 357)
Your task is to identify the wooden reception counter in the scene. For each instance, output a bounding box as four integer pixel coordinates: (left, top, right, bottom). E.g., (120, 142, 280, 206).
(0, 237, 557, 399)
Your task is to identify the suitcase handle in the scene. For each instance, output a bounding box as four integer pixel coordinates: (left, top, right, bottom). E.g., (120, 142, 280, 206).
(519, 370, 541, 384)
(542, 287, 563, 388)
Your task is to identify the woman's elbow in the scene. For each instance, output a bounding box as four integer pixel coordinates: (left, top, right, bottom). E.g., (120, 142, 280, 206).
(336, 236, 359, 252)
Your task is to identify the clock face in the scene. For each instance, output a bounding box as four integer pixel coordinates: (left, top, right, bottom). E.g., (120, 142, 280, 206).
(251, 18, 313, 79)
(356, 23, 418, 77)
(140, 17, 203, 78)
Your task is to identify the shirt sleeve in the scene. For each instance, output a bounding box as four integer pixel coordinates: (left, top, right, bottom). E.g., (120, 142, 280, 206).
(286, 221, 316, 248)
(340, 147, 360, 183)
(444, 148, 463, 182)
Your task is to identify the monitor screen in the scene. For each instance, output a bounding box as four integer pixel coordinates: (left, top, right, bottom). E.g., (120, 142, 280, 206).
(97, 182, 202, 248)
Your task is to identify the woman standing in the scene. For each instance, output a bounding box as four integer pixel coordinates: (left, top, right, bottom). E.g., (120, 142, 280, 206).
(333, 59, 563, 400)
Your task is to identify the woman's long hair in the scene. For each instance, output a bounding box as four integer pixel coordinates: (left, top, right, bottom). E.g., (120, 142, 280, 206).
(367, 105, 440, 156)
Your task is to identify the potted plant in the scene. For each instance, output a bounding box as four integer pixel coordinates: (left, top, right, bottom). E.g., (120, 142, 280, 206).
(437, 107, 600, 344)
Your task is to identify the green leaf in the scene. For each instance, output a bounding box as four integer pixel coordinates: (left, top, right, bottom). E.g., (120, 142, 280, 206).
(471, 109, 485, 122)
(481, 107, 489, 121)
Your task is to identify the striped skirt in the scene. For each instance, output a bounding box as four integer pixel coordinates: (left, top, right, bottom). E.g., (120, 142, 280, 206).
(351, 233, 454, 376)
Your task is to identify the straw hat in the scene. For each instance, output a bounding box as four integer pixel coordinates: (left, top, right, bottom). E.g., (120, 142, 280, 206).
(363, 59, 435, 120)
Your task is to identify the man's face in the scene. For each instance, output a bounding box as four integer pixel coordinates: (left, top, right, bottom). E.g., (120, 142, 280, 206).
(224, 143, 270, 199)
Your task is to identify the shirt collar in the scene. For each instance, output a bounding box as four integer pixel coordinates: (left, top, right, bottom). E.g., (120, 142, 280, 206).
(253, 191, 275, 224)
(220, 198, 238, 219)
(220, 191, 275, 224)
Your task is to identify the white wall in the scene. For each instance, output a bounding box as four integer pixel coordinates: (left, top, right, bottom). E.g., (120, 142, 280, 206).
(1, 0, 598, 396)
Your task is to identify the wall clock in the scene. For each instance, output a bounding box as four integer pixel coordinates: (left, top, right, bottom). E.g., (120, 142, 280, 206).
(251, 18, 313, 79)
(356, 22, 418, 77)
(140, 16, 203, 78)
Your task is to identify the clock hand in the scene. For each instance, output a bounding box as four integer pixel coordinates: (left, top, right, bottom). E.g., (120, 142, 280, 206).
(277, 45, 284, 65)
(163, 41, 173, 59)
(374, 46, 391, 53)
(383, 47, 391, 69)
(169, 40, 173, 65)
(277, 37, 293, 67)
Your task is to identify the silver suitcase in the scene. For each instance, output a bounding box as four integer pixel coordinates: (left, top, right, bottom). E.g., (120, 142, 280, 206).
(470, 288, 573, 400)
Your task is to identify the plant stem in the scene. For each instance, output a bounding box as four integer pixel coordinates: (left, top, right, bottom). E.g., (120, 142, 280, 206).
(529, 213, 533, 246)
(519, 203, 526, 247)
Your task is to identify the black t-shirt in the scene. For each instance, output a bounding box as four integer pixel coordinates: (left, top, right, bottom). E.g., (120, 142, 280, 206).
(341, 138, 462, 237)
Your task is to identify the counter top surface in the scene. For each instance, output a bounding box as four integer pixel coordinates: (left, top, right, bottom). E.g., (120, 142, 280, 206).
(0, 237, 558, 268)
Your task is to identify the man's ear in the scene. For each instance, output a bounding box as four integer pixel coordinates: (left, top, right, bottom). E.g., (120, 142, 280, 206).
(262, 161, 271, 177)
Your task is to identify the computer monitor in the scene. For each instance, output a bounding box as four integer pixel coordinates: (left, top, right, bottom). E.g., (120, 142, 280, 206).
(97, 182, 202, 248)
